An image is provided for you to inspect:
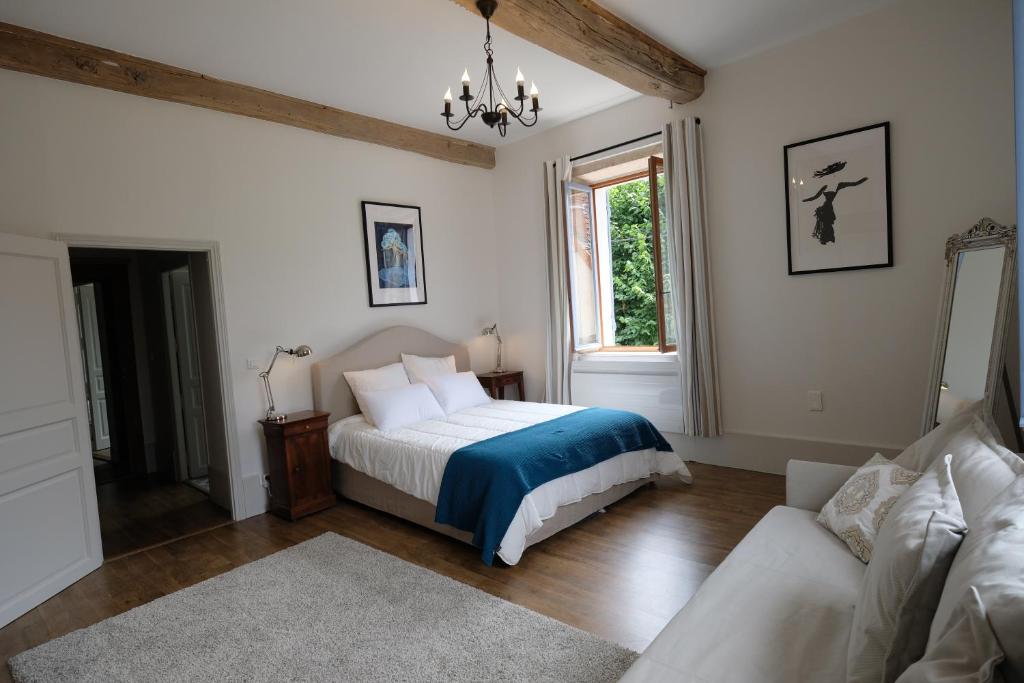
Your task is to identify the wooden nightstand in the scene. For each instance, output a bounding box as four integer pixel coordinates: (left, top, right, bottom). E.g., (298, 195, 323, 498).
(259, 410, 335, 521)
(476, 370, 525, 401)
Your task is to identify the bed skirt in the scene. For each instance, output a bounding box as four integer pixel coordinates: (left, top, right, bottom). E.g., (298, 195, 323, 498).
(331, 461, 657, 554)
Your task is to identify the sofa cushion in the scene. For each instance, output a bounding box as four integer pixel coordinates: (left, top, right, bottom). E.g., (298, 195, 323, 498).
(930, 475, 1024, 681)
(817, 454, 921, 563)
(620, 506, 864, 683)
(847, 455, 967, 683)
(896, 587, 1004, 683)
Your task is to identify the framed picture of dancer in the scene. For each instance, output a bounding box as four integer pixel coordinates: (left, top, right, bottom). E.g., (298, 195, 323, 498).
(784, 122, 892, 275)
(361, 201, 428, 307)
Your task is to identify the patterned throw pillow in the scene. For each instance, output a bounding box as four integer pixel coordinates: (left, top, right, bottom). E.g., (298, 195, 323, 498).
(817, 454, 921, 563)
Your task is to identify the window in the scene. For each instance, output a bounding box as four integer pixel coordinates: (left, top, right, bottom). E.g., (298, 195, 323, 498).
(565, 152, 675, 353)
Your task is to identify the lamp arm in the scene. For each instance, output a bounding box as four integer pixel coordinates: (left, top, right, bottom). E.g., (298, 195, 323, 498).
(259, 346, 288, 420)
(260, 372, 277, 419)
(262, 346, 287, 377)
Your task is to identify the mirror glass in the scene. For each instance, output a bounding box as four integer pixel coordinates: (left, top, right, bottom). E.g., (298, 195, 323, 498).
(936, 245, 1005, 423)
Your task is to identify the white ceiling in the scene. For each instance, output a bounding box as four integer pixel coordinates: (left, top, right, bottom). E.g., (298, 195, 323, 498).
(600, 0, 899, 68)
(0, 0, 899, 147)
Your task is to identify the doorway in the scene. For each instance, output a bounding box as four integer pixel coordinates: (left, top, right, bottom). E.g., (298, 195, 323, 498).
(69, 248, 233, 559)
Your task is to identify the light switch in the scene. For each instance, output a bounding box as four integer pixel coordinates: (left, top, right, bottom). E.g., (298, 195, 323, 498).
(246, 359, 260, 370)
(808, 390, 823, 412)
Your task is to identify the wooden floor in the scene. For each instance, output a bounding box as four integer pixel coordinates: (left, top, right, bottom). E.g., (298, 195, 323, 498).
(0, 463, 783, 681)
(95, 476, 233, 559)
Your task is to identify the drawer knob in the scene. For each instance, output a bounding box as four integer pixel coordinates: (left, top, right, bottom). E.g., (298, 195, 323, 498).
(293, 465, 302, 474)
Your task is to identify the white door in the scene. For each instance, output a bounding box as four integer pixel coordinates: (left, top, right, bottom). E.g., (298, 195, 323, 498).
(168, 267, 209, 479)
(76, 283, 110, 450)
(0, 232, 103, 628)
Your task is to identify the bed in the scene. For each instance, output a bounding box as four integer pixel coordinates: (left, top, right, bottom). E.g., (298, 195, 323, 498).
(312, 326, 692, 565)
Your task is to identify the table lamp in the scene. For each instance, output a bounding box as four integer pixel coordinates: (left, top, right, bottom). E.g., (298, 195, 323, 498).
(259, 344, 312, 421)
(481, 324, 504, 373)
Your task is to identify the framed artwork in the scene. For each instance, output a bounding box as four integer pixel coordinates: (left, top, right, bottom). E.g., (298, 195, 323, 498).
(784, 122, 892, 275)
(360, 201, 428, 307)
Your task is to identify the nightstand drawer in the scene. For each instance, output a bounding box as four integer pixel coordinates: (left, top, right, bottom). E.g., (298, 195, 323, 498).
(282, 416, 328, 437)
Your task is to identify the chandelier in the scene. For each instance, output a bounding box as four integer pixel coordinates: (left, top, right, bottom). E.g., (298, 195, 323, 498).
(441, 0, 541, 137)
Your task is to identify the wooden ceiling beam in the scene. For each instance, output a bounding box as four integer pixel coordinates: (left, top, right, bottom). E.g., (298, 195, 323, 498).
(450, 0, 705, 103)
(0, 22, 496, 169)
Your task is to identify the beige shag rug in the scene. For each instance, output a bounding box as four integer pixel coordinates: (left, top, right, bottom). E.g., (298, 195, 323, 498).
(10, 532, 637, 682)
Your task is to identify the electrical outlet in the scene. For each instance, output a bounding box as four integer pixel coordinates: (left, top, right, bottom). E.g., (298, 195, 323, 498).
(247, 359, 260, 370)
(808, 390, 823, 412)
(261, 474, 271, 490)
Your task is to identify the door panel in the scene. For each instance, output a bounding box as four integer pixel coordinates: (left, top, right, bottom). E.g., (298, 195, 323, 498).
(0, 253, 72, 415)
(168, 268, 209, 479)
(76, 284, 110, 450)
(0, 232, 103, 628)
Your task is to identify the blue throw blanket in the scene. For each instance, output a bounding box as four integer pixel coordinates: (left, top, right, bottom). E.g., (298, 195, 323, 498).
(434, 407, 672, 565)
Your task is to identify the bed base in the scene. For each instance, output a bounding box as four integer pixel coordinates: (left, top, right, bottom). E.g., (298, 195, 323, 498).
(332, 461, 657, 554)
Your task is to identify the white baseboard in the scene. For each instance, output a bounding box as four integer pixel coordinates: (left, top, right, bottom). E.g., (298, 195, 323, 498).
(664, 431, 900, 476)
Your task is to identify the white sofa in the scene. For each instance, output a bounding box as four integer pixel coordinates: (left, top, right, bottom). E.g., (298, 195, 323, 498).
(620, 411, 1023, 683)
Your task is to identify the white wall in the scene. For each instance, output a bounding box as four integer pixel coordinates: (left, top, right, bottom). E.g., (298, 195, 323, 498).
(0, 69, 500, 516)
(0, 0, 1015, 502)
(492, 0, 1015, 470)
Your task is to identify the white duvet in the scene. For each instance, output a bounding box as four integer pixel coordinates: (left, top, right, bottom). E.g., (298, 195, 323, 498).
(328, 400, 692, 564)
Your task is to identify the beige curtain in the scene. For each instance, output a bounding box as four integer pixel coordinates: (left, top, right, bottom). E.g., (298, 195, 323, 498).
(543, 156, 573, 404)
(663, 118, 722, 436)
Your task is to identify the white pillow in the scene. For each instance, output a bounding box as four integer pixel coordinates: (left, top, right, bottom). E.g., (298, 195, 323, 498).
(424, 371, 490, 414)
(929, 475, 1024, 677)
(936, 416, 1023, 526)
(847, 454, 968, 683)
(895, 587, 1004, 683)
(893, 400, 983, 472)
(401, 353, 457, 384)
(343, 362, 410, 419)
(359, 383, 445, 432)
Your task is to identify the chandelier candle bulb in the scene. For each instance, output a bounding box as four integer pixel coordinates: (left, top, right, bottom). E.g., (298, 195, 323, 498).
(461, 68, 471, 99)
(530, 82, 540, 111)
(443, 88, 453, 117)
(515, 67, 525, 99)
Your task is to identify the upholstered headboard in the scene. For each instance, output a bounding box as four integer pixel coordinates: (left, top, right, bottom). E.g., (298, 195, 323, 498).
(311, 326, 470, 420)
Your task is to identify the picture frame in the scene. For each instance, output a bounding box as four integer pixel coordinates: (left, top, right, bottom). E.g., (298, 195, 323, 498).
(783, 122, 892, 275)
(360, 201, 428, 307)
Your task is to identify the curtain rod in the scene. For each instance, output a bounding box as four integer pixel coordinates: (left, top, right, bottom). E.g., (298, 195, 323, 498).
(570, 132, 660, 163)
(569, 119, 700, 163)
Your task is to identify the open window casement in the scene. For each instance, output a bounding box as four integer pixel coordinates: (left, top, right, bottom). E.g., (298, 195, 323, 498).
(565, 141, 677, 354)
(564, 181, 603, 352)
(649, 156, 677, 352)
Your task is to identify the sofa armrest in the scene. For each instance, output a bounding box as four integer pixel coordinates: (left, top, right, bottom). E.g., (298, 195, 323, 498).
(785, 460, 858, 512)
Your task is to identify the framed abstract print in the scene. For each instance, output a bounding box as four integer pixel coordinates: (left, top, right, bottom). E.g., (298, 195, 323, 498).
(784, 122, 892, 275)
(361, 201, 427, 307)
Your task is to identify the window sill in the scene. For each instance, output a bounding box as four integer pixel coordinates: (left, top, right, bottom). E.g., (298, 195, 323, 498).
(573, 351, 679, 376)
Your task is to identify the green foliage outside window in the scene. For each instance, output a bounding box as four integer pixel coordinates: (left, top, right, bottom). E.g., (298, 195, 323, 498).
(607, 176, 663, 346)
